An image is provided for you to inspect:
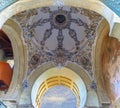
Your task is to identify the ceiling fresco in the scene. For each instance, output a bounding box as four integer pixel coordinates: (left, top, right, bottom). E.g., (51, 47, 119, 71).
(12, 6, 102, 79)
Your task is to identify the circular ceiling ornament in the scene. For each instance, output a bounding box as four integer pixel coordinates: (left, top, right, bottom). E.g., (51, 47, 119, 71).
(50, 7, 71, 29)
(55, 14, 66, 24)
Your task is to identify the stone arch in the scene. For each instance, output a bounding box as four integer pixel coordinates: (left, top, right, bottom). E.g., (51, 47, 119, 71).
(0, 0, 120, 37)
(31, 67, 87, 108)
(93, 18, 111, 105)
(94, 17, 120, 105)
(93, 18, 110, 86)
(0, 19, 26, 102)
(21, 62, 100, 108)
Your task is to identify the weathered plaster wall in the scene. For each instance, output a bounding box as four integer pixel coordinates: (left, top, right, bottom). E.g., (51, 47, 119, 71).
(94, 18, 120, 107)
(102, 36, 120, 102)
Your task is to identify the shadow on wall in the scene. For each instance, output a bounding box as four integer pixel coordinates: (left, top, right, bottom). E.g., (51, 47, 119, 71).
(102, 36, 120, 103)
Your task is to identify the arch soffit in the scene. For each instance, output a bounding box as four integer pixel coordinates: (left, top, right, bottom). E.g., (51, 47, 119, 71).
(93, 19, 110, 88)
(0, 0, 120, 35)
(0, 19, 26, 100)
(28, 62, 92, 87)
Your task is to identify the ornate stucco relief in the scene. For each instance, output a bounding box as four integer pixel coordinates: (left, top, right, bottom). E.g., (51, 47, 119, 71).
(12, 6, 102, 80)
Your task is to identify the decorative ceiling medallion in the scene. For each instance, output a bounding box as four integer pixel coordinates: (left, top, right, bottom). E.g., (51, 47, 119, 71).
(51, 7, 71, 29)
(55, 14, 66, 24)
(12, 6, 102, 78)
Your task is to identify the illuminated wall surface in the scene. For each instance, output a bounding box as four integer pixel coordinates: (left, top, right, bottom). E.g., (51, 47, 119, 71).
(101, 0, 120, 17)
(0, 0, 17, 11)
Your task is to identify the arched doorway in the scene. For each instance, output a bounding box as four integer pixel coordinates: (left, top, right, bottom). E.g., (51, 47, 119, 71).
(31, 67, 87, 108)
(31, 67, 99, 108)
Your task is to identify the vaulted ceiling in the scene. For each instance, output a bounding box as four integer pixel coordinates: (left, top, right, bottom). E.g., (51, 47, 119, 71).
(12, 6, 103, 79)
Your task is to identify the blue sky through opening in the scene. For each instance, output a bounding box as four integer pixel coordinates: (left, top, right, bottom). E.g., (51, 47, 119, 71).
(40, 85, 77, 108)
